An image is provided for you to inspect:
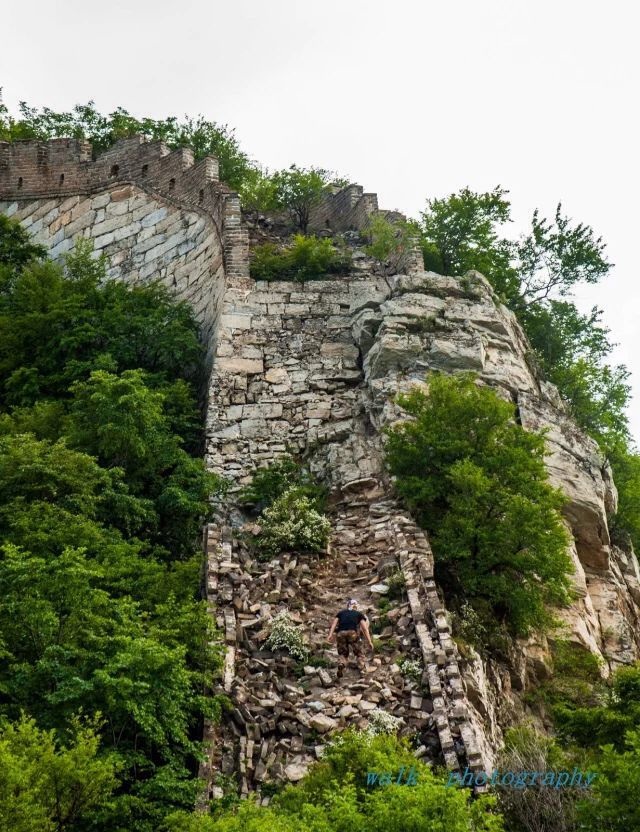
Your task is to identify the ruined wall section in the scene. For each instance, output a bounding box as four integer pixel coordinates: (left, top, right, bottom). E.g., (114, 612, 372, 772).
(203, 264, 640, 792)
(0, 137, 249, 361)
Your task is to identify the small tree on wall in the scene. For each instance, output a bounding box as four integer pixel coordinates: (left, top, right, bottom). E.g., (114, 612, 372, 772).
(272, 165, 332, 232)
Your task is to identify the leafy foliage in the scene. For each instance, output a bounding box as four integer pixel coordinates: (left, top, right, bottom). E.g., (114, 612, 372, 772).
(254, 487, 331, 559)
(271, 166, 333, 232)
(362, 214, 421, 272)
(239, 167, 279, 219)
(417, 187, 640, 552)
(239, 456, 326, 512)
(529, 639, 605, 713)
(517, 204, 611, 304)
(0, 213, 46, 292)
(520, 301, 631, 452)
(420, 187, 517, 298)
(554, 664, 640, 751)
(0, 226, 224, 830)
(419, 187, 611, 309)
(576, 729, 640, 832)
(540, 664, 640, 832)
(365, 709, 404, 736)
(265, 611, 309, 663)
(385, 373, 573, 644)
(250, 234, 351, 282)
(397, 658, 422, 684)
(0, 715, 119, 832)
(166, 732, 502, 831)
(608, 445, 640, 550)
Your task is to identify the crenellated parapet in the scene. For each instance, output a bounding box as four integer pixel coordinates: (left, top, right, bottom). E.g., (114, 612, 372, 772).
(0, 136, 250, 362)
(0, 136, 218, 205)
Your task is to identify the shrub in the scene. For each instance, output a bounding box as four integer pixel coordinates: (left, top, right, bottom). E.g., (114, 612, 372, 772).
(255, 486, 331, 559)
(576, 729, 640, 832)
(239, 456, 326, 512)
(384, 372, 573, 645)
(529, 639, 604, 713)
(451, 601, 489, 653)
(167, 731, 504, 831)
(554, 663, 640, 751)
(385, 569, 406, 599)
(265, 610, 309, 662)
(362, 213, 421, 272)
(274, 730, 503, 831)
(366, 709, 405, 736)
(250, 234, 351, 282)
(398, 658, 423, 684)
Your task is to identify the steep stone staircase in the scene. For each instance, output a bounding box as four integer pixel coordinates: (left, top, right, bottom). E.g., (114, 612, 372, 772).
(198, 494, 486, 803)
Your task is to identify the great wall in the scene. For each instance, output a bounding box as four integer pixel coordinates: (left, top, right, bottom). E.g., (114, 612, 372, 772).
(3, 135, 640, 803)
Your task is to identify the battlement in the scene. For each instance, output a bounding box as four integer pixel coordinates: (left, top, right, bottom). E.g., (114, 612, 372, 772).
(308, 183, 379, 232)
(0, 135, 226, 215)
(308, 181, 412, 235)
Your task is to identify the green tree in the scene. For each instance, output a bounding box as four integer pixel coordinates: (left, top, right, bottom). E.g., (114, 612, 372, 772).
(517, 204, 611, 305)
(67, 369, 217, 557)
(420, 186, 518, 300)
(0, 213, 46, 292)
(385, 373, 573, 642)
(576, 729, 640, 832)
(521, 301, 631, 450)
(239, 167, 279, 220)
(417, 189, 638, 553)
(419, 188, 611, 309)
(0, 225, 223, 830)
(272, 166, 332, 232)
(608, 445, 640, 551)
(0, 234, 204, 412)
(0, 715, 118, 832)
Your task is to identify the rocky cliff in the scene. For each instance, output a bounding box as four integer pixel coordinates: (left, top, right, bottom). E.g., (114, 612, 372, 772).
(2, 137, 639, 801)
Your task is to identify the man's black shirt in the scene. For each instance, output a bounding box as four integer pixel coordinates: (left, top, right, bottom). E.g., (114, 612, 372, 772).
(335, 609, 365, 632)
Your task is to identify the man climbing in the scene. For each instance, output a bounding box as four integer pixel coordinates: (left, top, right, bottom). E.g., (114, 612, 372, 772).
(327, 598, 374, 677)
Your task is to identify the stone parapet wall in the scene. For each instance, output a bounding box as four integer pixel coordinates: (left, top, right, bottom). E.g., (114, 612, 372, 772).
(0, 136, 220, 206)
(0, 136, 250, 361)
(308, 183, 380, 232)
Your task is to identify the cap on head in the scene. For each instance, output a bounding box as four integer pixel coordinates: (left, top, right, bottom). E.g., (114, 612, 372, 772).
(347, 598, 359, 609)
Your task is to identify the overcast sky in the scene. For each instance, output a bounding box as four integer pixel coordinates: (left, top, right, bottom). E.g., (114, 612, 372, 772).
(3, 0, 639, 439)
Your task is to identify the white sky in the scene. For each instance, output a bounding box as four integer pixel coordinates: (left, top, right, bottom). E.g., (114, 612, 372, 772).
(3, 0, 639, 439)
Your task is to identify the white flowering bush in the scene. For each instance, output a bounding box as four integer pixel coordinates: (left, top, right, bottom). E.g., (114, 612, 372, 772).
(255, 486, 331, 559)
(366, 708, 404, 736)
(398, 658, 423, 684)
(265, 610, 309, 662)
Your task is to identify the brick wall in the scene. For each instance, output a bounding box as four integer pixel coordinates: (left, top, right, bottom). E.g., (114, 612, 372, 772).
(0, 136, 250, 363)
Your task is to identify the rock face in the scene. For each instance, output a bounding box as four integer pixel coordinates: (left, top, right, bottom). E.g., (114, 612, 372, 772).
(202, 262, 640, 793)
(3, 143, 640, 799)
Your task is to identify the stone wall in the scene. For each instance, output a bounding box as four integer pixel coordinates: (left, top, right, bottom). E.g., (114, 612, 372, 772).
(4, 139, 640, 798)
(203, 263, 640, 792)
(0, 137, 249, 361)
